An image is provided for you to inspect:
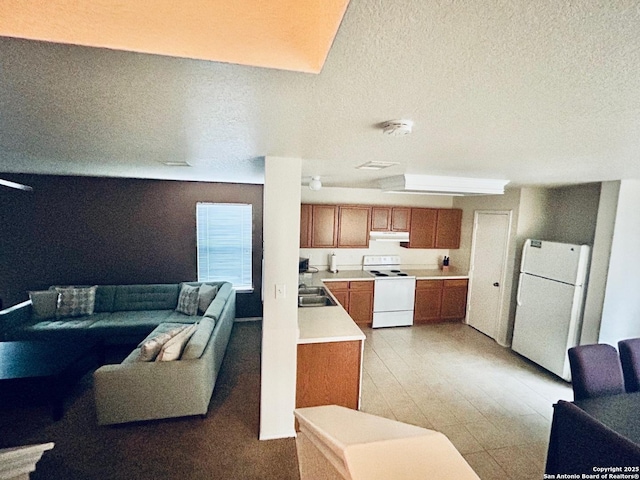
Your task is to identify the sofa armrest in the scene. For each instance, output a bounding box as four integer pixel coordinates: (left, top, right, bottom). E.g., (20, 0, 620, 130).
(203, 282, 233, 321)
(0, 300, 32, 340)
(94, 359, 212, 425)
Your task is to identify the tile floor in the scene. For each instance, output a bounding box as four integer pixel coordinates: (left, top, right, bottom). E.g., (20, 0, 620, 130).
(359, 322, 574, 480)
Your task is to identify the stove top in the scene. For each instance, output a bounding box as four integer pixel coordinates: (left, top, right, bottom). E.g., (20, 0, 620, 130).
(367, 269, 411, 278)
(362, 255, 414, 278)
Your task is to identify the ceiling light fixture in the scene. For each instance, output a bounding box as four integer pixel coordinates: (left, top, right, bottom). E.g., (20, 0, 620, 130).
(160, 160, 191, 167)
(381, 119, 413, 136)
(308, 176, 322, 191)
(379, 174, 509, 196)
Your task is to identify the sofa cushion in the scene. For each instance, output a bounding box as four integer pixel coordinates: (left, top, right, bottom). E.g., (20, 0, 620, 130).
(27, 313, 105, 334)
(176, 284, 199, 316)
(94, 285, 117, 313)
(29, 290, 60, 321)
(156, 323, 198, 361)
(181, 318, 216, 360)
(55, 286, 97, 318)
(87, 310, 176, 338)
(198, 284, 219, 315)
(113, 284, 180, 312)
(138, 326, 187, 362)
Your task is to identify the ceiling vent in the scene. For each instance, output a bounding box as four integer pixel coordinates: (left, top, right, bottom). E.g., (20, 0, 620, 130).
(381, 120, 413, 136)
(356, 161, 399, 170)
(379, 174, 509, 196)
(160, 160, 191, 167)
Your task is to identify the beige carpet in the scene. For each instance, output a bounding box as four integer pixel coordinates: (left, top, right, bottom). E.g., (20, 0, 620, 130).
(0, 322, 300, 480)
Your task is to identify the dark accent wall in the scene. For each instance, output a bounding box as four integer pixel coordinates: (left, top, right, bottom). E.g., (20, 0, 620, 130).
(0, 174, 263, 317)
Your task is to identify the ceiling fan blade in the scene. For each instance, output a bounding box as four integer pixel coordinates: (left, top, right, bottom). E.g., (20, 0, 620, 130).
(0, 178, 34, 191)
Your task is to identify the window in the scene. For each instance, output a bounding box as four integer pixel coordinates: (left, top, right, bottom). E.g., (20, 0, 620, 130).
(196, 203, 253, 290)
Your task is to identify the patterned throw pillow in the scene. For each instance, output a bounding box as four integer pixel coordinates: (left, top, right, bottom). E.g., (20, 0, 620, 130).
(55, 286, 97, 318)
(137, 326, 186, 362)
(156, 323, 198, 361)
(176, 284, 199, 316)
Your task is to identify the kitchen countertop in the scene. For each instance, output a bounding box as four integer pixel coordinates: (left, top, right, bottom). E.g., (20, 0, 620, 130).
(298, 303, 366, 345)
(301, 267, 469, 284)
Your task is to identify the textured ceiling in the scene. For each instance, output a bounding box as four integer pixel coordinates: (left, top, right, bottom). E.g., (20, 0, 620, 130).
(1, 0, 640, 189)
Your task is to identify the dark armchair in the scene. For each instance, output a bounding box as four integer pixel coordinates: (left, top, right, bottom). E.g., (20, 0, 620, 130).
(618, 338, 640, 393)
(567, 343, 625, 401)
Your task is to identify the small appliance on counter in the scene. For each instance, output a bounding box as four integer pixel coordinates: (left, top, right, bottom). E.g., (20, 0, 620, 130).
(299, 257, 310, 273)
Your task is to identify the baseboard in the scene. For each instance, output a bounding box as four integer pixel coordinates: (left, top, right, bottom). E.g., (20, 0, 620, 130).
(235, 317, 262, 323)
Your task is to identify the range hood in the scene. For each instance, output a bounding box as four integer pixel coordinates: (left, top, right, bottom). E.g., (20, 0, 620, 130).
(370, 231, 410, 242)
(379, 174, 509, 196)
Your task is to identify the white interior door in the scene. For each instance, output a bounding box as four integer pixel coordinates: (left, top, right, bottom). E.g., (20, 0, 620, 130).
(467, 211, 511, 339)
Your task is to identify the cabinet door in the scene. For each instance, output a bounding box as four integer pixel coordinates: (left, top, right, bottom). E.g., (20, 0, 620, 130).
(296, 340, 362, 410)
(441, 279, 468, 320)
(300, 204, 312, 248)
(404, 208, 437, 248)
(435, 209, 462, 249)
(325, 281, 349, 309)
(391, 207, 411, 231)
(347, 281, 374, 326)
(338, 206, 371, 248)
(371, 207, 391, 231)
(311, 205, 338, 248)
(414, 280, 443, 323)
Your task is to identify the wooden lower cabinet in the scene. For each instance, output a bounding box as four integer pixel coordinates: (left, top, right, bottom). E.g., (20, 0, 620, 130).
(441, 279, 469, 320)
(296, 340, 362, 411)
(414, 279, 468, 323)
(414, 280, 443, 323)
(324, 280, 373, 327)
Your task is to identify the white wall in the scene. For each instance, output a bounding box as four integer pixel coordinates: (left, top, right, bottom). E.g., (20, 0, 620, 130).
(597, 179, 640, 345)
(300, 187, 455, 270)
(260, 156, 301, 440)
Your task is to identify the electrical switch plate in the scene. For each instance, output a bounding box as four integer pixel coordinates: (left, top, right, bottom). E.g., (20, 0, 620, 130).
(275, 284, 286, 299)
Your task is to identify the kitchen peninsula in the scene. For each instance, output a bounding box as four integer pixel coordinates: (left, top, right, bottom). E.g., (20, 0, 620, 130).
(296, 266, 469, 413)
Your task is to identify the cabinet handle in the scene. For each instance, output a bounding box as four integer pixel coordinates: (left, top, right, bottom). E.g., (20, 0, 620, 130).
(493, 282, 500, 287)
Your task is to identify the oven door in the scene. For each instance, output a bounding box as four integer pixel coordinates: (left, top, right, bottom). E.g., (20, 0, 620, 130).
(373, 277, 416, 312)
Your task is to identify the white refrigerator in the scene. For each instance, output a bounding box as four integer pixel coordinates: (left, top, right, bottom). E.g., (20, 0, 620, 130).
(511, 239, 591, 381)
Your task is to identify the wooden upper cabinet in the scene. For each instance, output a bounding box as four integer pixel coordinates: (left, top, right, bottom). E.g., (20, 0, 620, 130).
(435, 209, 462, 249)
(391, 207, 411, 231)
(311, 205, 338, 248)
(403, 208, 437, 248)
(371, 207, 391, 231)
(337, 206, 371, 248)
(300, 204, 312, 248)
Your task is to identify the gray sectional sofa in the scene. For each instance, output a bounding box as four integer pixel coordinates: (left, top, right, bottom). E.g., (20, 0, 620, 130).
(0, 282, 236, 424)
(1, 282, 232, 345)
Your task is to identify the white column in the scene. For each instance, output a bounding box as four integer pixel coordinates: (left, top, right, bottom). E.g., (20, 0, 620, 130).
(259, 156, 301, 440)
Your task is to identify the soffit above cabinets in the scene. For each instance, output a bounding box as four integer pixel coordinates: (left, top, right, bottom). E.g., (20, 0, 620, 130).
(379, 174, 510, 196)
(0, 0, 350, 73)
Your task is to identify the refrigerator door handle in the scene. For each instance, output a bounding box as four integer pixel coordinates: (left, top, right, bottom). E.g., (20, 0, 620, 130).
(516, 274, 524, 306)
(520, 240, 529, 272)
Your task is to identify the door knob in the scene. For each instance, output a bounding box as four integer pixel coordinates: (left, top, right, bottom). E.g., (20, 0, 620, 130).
(493, 282, 500, 287)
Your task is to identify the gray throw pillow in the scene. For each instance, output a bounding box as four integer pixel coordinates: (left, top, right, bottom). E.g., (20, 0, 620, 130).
(176, 284, 199, 316)
(198, 284, 219, 314)
(29, 290, 60, 320)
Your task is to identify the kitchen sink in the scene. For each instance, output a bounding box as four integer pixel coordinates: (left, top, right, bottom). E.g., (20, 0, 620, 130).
(298, 286, 326, 296)
(298, 295, 337, 307)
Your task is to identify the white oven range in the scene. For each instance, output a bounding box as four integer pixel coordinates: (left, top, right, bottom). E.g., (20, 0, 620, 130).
(363, 255, 416, 328)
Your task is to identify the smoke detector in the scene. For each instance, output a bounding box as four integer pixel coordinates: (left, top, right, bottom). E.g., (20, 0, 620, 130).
(381, 119, 413, 136)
